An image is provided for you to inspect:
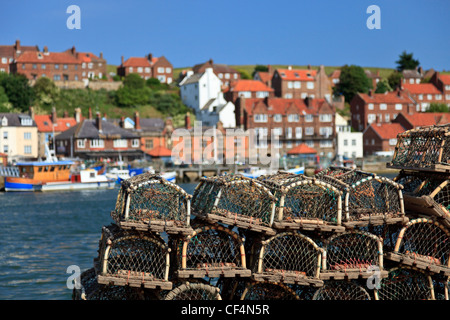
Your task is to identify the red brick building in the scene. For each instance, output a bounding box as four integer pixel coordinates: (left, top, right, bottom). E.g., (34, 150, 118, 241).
(11, 46, 82, 81)
(430, 72, 450, 106)
(223, 79, 274, 103)
(192, 59, 240, 86)
(402, 83, 443, 111)
(0, 39, 39, 73)
(392, 112, 450, 130)
(235, 96, 336, 157)
(65, 46, 107, 80)
(350, 89, 416, 132)
(117, 54, 173, 84)
(363, 122, 405, 155)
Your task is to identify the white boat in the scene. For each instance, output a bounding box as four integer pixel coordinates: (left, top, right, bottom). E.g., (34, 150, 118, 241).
(105, 167, 131, 181)
(39, 169, 116, 192)
(240, 167, 269, 179)
(161, 171, 176, 182)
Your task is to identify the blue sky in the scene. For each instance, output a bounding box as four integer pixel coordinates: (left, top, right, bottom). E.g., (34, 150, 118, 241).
(1, 0, 449, 71)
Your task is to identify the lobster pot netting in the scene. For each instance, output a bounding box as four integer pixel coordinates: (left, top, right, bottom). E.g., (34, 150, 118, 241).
(432, 275, 449, 300)
(360, 224, 402, 254)
(312, 281, 371, 300)
(388, 124, 450, 171)
(96, 224, 172, 290)
(192, 175, 277, 234)
(259, 175, 344, 231)
(375, 267, 434, 300)
(111, 173, 192, 235)
(240, 281, 300, 300)
(321, 231, 385, 279)
(252, 232, 324, 286)
(164, 282, 222, 300)
(386, 219, 450, 275)
(73, 268, 159, 300)
(177, 224, 250, 278)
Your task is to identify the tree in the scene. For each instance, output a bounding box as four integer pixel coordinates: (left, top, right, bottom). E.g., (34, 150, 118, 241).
(123, 73, 145, 89)
(33, 77, 60, 107)
(333, 65, 372, 103)
(396, 51, 420, 72)
(0, 73, 34, 112)
(252, 65, 269, 77)
(0, 86, 11, 112)
(387, 71, 403, 90)
(426, 103, 449, 113)
(237, 69, 251, 80)
(374, 78, 392, 93)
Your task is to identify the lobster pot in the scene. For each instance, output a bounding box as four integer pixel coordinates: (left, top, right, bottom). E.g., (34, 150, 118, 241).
(251, 232, 324, 287)
(177, 224, 251, 278)
(260, 175, 345, 233)
(432, 275, 449, 300)
(96, 224, 172, 290)
(111, 173, 193, 236)
(240, 281, 300, 300)
(320, 231, 388, 280)
(191, 175, 277, 235)
(375, 266, 435, 300)
(394, 170, 450, 229)
(387, 124, 450, 172)
(385, 218, 450, 276)
(73, 268, 159, 300)
(360, 223, 403, 254)
(312, 281, 371, 300)
(164, 282, 222, 300)
(316, 168, 406, 228)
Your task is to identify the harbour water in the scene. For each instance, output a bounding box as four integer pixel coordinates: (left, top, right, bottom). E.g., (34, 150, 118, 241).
(0, 184, 197, 300)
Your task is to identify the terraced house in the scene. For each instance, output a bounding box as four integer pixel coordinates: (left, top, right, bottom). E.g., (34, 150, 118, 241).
(0, 39, 39, 73)
(0, 113, 38, 161)
(117, 53, 173, 84)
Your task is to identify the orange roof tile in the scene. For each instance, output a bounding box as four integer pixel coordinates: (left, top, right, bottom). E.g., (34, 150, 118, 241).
(276, 69, 317, 81)
(287, 143, 317, 155)
(243, 98, 310, 116)
(439, 74, 450, 85)
(400, 112, 450, 127)
(147, 145, 172, 157)
(15, 51, 80, 64)
(122, 57, 151, 68)
(228, 79, 273, 92)
(402, 83, 441, 94)
(255, 71, 273, 83)
(358, 91, 414, 104)
(34, 115, 78, 133)
(369, 123, 405, 140)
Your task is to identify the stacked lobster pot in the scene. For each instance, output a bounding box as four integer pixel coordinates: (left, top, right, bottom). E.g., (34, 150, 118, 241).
(384, 124, 450, 299)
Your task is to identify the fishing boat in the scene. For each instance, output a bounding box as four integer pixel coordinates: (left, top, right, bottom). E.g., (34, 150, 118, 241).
(240, 166, 304, 179)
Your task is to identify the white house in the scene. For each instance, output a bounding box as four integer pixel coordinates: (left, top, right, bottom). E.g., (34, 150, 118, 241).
(197, 93, 236, 128)
(179, 67, 222, 112)
(335, 113, 363, 159)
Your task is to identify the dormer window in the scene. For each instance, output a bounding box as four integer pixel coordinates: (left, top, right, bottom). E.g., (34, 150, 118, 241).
(21, 117, 32, 126)
(1, 117, 7, 126)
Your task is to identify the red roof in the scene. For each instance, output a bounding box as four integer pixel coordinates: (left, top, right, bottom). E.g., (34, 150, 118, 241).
(399, 112, 450, 127)
(34, 115, 78, 133)
(255, 71, 273, 83)
(287, 143, 317, 155)
(122, 57, 151, 68)
(227, 79, 273, 92)
(359, 91, 413, 104)
(276, 68, 317, 81)
(243, 97, 331, 116)
(369, 123, 405, 140)
(402, 83, 441, 94)
(439, 74, 450, 85)
(147, 146, 172, 157)
(15, 51, 80, 64)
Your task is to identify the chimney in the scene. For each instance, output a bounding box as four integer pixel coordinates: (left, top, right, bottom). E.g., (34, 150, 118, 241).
(134, 111, 141, 130)
(267, 65, 272, 74)
(307, 64, 311, 70)
(397, 88, 402, 97)
(88, 107, 92, 120)
(99, 52, 103, 59)
(43, 46, 48, 53)
(239, 95, 246, 129)
(74, 108, 81, 123)
(368, 89, 373, 97)
(148, 53, 153, 62)
(288, 65, 292, 70)
(304, 96, 312, 107)
(71, 46, 76, 55)
(185, 112, 191, 130)
(120, 116, 125, 128)
(209, 58, 214, 65)
(15, 39, 21, 53)
(63, 110, 69, 118)
(29, 106, 35, 120)
(51, 107, 57, 124)
(418, 66, 423, 75)
(96, 112, 102, 132)
(121, 56, 124, 65)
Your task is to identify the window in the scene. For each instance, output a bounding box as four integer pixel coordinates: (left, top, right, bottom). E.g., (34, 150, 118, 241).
(389, 138, 397, 146)
(307, 82, 314, 89)
(418, 94, 423, 100)
(3, 131, 8, 139)
(436, 94, 442, 100)
(287, 81, 293, 89)
(165, 67, 171, 73)
(234, 73, 238, 79)
(137, 67, 143, 73)
(225, 73, 230, 79)
(145, 139, 153, 150)
(305, 114, 313, 122)
(82, 63, 86, 69)
(3, 145, 8, 153)
(385, 114, 390, 122)
(368, 103, 374, 110)
(32, 64, 37, 69)
(90, 139, 104, 148)
(371, 139, 375, 145)
(63, 64, 68, 70)
(239, 91, 251, 98)
(368, 114, 376, 124)
(74, 65, 78, 70)
(352, 139, 356, 146)
(77, 139, 85, 148)
(218, 73, 223, 79)
(295, 127, 302, 138)
(286, 127, 292, 138)
(132, 139, 139, 148)
(254, 114, 268, 123)
(344, 139, 348, 146)
(22, 64, 25, 69)
(129, 67, 133, 72)
(144, 67, 150, 73)
(53, 75, 61, 81)
(42, 64, 46, 69)
(74, 75, 78, 81)
(380, 103, 387, 110)
(274, 114, 282, 122)
(24, 145, 32, 154)
(395, 103, 402, 110)
(256, 91, 269, 98)
(55, 64, 60, 70)
(157, 67, 164, 73)
(114, 139, 128, 148)
(319, 114, 332, 122)
(305, 127, 314, 135)
(273, 127, 283, 136)
(294, 81, 301, 89)
(158, 75, 166, 83)
(88, 63, 93, 69)
(284, 93, 293, 99)
(320, 140, 333, 148)
(1, 57, 6, 64)
(319, 127, 332, 137)
(21, 118, 32, 126)
(24, 132, 31, 140)
(287, 114, 299, 122)
(427, 94, 432, 100)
